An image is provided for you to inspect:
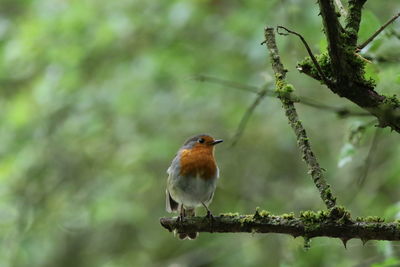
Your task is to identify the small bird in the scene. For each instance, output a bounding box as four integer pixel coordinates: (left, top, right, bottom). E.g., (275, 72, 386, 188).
(166, 134, 223, 239)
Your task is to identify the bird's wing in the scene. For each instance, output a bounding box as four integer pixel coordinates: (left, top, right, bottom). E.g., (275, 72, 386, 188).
(166, 152, 181, 212)
(165, 189, 179, 212)
(167, 152, 180, 175)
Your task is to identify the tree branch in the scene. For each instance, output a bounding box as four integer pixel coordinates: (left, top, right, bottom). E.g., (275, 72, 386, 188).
(357, 12, 400, 50)
(301, 0, 400, 132)
(160, 211, 400, 243)
(345, 0, 367, 46)
(195, 75, 370, 117)
(318, 0, 349, 82)
(231, 88, 268, 146)
(298, 96, 371, 117)
(277, 26, 331, 86)
(264, 27, 336, 209)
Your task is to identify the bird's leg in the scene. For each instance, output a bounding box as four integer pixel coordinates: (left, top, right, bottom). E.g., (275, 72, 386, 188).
(201, 202, 214, 220)
(177, 205, 184, 223)
(201, 202, 214, 233)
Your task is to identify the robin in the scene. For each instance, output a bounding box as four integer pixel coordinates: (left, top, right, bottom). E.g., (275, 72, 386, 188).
(166, 134, 223, 240)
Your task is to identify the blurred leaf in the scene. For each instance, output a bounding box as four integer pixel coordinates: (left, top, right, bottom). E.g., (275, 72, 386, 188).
(337, 121, 369, 168)
(384, 201, 400, 220)
(364, 62, 380, 84)
(371, 257, 400, 267)
(6, 92, 36, 127)
(374, 38, 400, 61)
(338, 143, 355, 168)
(318, 38, 327, 53)
(348, 121, 368, 145)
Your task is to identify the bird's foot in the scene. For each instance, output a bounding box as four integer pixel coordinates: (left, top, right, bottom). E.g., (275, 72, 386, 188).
(201, 202, 214, 221)
(203, 210, 215, 233)
(176, 212, 184, 224)
(206, 210, 214, 221)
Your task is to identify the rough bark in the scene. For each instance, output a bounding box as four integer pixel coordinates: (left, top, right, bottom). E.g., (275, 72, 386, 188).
(160, 211, 400, 243)
(297, 0, 400, 132)
(264, 27, 336, 209)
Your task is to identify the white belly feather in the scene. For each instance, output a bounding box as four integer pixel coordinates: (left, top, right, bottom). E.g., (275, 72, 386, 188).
(167, 173, 217, 208)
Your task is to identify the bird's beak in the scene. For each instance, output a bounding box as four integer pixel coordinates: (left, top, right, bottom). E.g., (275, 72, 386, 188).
(211, 139, 223, 145)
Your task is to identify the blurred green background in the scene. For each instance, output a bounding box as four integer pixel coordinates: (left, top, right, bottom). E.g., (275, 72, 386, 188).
(1, 0, 400, 266)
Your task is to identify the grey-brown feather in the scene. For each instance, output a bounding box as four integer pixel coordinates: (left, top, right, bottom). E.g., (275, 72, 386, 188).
(169, 195, 178, 211)
(182, 134, 211, 148)
(166, 190, 179, 212)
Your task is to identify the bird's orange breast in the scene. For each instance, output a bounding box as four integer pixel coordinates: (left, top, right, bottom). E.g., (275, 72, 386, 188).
(179, 147, 217, 180)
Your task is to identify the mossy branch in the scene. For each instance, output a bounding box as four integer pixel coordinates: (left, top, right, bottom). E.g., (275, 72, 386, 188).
(345, 0, 367, 46)
(311, 0, 400, 132)
(317, 0, 348, 81)
(264, 27, 336, 209)
(160, 209, 400, 243)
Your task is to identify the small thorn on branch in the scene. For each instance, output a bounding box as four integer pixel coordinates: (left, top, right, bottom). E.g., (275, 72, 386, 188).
(340, 237, 350, 249)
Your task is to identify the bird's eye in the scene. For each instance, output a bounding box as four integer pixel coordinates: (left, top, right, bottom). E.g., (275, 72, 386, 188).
(198, 138, 205, 144)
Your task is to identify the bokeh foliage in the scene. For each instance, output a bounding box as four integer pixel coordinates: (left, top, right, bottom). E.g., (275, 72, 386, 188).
(0, 0, 400, 266)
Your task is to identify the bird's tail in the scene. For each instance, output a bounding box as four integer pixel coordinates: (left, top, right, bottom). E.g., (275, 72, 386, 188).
(178, 207, 198, 240)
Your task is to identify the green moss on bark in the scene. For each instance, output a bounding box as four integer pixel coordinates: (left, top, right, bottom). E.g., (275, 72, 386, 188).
(297, 49, 375, 90)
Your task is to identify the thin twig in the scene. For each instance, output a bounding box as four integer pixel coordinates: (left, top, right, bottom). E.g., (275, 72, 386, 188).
(193, 75, 260, 93)
(338, 119, 377, 205)
(195, 74, 371, 117)
(277, 26, 331, 86)
(195, 74, 370, 146)
(264, 27, 337, 209)
(299, 97, 371, 117)
(230, 93, 371, 146)
(231, 89, 268, 147)
(357, 128, 380, 186)
(358, 12, 400, 50)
